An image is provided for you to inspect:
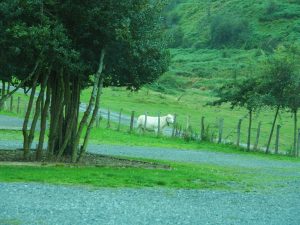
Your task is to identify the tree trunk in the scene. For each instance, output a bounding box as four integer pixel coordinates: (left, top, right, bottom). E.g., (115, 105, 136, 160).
(0, 80, 6, 110)
(247, 110, 252, 151)
(28, 73, 49, 150)
(56, 73, 77, 159)
(23, 72, 40, 159)
(47, 72, 65, 159)
(78, 78, 103, 162)
(293, 110, 298, 156)
(266, 106, 280, 154)
(69, 77, 80, 156)
(7, 82, 10, 94)
(36, 83, 51, 160)
(72, 49, 105, 163)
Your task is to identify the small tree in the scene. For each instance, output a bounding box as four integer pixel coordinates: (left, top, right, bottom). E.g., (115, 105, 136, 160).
(285, 75, 300, 156)
(260, 58, 294, 153)
(212, 77, 263, 151)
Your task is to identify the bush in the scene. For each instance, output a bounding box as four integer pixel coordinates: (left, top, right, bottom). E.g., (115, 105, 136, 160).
(259, 36, 282, 53)
(265, 1, 279, 15)
(259, 2, 300, 22)
(210, 15, 251, 48)
(167, 27, 184, 48)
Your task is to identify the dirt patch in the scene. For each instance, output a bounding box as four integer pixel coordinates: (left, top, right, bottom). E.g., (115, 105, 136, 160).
(0, 149, 171, 170)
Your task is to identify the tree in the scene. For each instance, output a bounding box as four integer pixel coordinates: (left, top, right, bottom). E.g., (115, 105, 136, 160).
(212, 77, 263, 151)
(285, 76, 300, 156)
(0, 0, 169, 162)
(260, 58, 294, 153)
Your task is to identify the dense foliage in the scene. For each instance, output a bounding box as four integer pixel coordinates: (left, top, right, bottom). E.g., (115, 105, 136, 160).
(0, 0, 169, 161)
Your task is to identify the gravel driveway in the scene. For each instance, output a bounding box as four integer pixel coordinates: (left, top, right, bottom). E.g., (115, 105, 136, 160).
(0, 182, 299, 225)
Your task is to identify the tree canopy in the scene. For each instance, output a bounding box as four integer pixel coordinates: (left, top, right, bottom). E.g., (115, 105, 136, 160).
(0, 0, 169, 161)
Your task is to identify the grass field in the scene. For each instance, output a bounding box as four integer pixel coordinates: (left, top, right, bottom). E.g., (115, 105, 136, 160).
(81, 86, 298, 154)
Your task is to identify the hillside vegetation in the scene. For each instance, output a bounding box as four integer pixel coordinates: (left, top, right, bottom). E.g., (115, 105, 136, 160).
(157, 0, 300, 92)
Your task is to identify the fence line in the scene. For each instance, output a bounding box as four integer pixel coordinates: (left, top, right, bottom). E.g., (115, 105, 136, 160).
(1, 97, 296, 156)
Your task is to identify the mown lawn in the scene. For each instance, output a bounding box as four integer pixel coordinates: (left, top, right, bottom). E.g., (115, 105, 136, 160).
(0, 161, 261, 190)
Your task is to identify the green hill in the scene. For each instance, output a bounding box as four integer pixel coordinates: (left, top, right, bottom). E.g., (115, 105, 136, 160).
(155, 0, 300, 93)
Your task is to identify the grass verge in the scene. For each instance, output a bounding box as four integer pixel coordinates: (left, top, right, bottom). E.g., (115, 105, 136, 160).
(0, 161, 257, 190)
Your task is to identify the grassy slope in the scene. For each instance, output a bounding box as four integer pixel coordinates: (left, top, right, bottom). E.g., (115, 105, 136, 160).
(166, 0, 300, 82)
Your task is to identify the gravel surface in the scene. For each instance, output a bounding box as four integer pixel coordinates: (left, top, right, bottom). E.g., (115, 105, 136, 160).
(1, 140, 299, 170)
(0, 183, 299, 225)
(87, 144, 300, 170)
(0, 115, 39, 131)
(0, 115, 37, 130)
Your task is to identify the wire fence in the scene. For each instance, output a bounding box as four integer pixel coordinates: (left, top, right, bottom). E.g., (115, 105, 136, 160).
(1, 95, 299, 157)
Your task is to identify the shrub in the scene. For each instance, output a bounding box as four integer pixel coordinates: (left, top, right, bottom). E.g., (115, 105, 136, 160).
(265, 1, 279, 15)
(167, 27, 184, 48)
(259, 36, 282, 53)
(210, 15, 251, 48)
(259, 2, 300, 22)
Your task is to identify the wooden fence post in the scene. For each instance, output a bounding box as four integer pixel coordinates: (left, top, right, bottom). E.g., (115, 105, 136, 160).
(179, 125, 183, 137)
(143, 112, 148, 133)
(130, 111, 135, 132)
(172, 114, 177, 137)
(253, 122, 261, 151)
(117, 108, 122, 131)
(157, 112, 161, 135)
(218, 118, 224, 144)
(275, 125, 281, 154)
(186, 115, 190, 130)
(236, 119, 242, 147)
(297, 129, 300, 157)
(200, 116, 205, 141)
(17, 96, 21, 114)
(175, 124, 179, 137)
(106, 108, 110, 129)
(210, 131, 215, 143)
(10, 96, 13, 112)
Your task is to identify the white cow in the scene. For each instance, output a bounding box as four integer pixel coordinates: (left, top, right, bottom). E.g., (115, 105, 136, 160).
(137, 114, 175, 133)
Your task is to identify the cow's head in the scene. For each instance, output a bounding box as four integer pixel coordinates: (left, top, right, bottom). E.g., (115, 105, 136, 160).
(166, 114, 175, 125)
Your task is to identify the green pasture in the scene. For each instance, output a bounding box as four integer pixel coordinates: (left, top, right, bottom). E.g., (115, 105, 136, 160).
(81, 87, 298, 154)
